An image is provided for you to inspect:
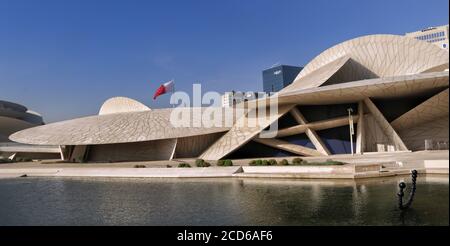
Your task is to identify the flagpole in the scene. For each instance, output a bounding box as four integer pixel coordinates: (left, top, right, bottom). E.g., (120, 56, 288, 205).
(171, 78, 175, 108)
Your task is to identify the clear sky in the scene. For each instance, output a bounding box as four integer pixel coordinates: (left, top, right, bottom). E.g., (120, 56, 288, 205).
(0, 0, 448, 122)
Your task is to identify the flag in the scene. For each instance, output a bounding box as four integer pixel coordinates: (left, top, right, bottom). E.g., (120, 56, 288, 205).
(153, 80, 174, 100)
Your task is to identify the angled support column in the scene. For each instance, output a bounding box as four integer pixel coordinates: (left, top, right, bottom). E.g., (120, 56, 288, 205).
(289, 107, 331, 155)
(391, 88, 449, 131)
(363, 98, 408, 151)
(59, 145, 70, 161)
(200, 104, 294, 160)
(8, 153, 17, 160)
(253, 138, 324, 157)
(355, 101, 365, 154)
(69, 145, 88, 162)
(277, 115, 359, 138)
(169, 139, 177, 160)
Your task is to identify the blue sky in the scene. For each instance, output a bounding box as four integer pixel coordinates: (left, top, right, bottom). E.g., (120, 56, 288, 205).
(0, 0, 448, 122)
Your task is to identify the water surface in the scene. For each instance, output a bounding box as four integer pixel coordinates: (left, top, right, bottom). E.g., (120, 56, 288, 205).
(0, 176, 448, 225)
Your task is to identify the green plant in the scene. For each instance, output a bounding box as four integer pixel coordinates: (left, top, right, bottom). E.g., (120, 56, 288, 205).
(195, 159, 210, 167)
(279, 159, 289, 165)
(268, 159, 277, 166)
(218, 159, 233, 166)
(166, 165, 172, 168)
(304, 160, 345, 166)
(249, 159, 276, 166)
(133, 164, 146, 168)
(290, 158, 346, 166)
(195, 159, 204, 166)
(292, 157, 303, 165)
(178, 163, 191, 168)
(224, 159, 233, 166)
(249, 159, 261, 166)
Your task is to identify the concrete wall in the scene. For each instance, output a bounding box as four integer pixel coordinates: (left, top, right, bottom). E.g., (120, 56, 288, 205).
(175, 132, 224, 158)
(87, 139, 176, 162)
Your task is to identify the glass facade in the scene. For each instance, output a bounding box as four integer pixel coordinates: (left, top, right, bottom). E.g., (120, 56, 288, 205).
(262, 65, 303, 93)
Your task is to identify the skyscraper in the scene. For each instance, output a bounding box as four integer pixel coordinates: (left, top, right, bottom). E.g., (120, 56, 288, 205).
(262, 65, 303, 93)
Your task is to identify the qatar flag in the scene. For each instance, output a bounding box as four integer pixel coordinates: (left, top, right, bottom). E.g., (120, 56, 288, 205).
(153, 80, 174, 100)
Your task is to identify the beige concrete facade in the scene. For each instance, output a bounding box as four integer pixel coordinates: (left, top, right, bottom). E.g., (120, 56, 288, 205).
(0, 100, 44, 142)
(99, 96, 151, 115)
(8, 34, 450, 162)
(0, 100, 57, 159)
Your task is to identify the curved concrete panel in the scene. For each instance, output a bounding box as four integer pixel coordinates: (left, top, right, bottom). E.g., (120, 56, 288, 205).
(391, 88, 449, 131)
(10, 108, 232, 145)
(289, 35, 449, 90)
(0, 100, 27, 113)
(99, 97, 151, 115)
(0, 101, 44, 144)
(255, 72, 449, 108)
(0, 116, 36, 137)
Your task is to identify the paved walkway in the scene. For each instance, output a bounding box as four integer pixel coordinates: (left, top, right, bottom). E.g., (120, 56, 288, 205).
(0, 150, 448, 169)
(0, 151, 447, 179)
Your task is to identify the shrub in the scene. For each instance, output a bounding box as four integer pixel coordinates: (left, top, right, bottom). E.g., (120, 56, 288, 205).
(292, 158, 303, 165)
(292, 159, 346, 166)
(178, 163, 191, 168)
(249, 160, 271, 166)
(195, 159, 204, 166)
(249, 159, 265, 166)
(133, 164, 146, 168)
(195, 159, 211, 167)
(279, 159, 289, 165)
(217, 159, 232, 166)
(268, 159, 277, 166)
(223, 159, 233, 166)
(306, 160, 345, 166)
(324, 159, 345, 165)
(166, 165, 172, 168)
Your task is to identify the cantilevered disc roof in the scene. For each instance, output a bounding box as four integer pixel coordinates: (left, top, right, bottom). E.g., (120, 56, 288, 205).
(10, 108, 232, 145)
(283, 34, 449, 91)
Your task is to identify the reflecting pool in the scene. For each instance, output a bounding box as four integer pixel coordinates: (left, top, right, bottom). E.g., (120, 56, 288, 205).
(0, 175, 447, 225)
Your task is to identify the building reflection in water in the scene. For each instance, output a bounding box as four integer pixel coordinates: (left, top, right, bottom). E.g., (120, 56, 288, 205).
(0, 176, 447, 225)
